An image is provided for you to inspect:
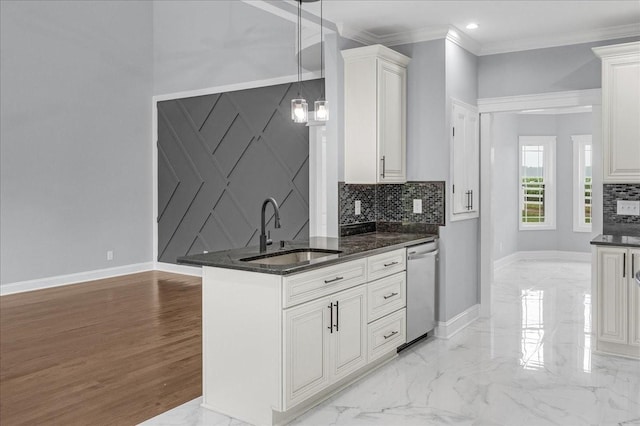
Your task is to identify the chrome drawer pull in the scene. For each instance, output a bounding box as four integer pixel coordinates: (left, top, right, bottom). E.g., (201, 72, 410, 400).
(383, 261, 399, 267)
(324, 276, 344, 284)
(383, 292, 398, 300)
(383, 330, 399, 339)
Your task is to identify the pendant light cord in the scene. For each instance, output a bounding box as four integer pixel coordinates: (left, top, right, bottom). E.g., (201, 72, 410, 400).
(297, 0, 302, 97)
(320, 0, 324, 99)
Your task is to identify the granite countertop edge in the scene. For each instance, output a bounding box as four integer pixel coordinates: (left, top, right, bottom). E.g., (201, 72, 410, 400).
(590, 234, 640, 248)
(178, 232, 437, 276)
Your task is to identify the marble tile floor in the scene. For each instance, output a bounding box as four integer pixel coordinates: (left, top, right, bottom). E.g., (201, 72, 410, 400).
(140, 260, 640, 426)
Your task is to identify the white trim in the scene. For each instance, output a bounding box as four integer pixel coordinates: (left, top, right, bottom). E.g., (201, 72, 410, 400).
(572, 135, 593, 233)
(153, 72, 321, 103)
(480, 23, 640, 56)
(154, 262, 202, 277)
(518, 136, 557, 231)
(479, 113, 493, 318)
(434, 304, 480, 339)
(592, 40, 640, 59)
(0, 262, 155, 296)
(478, 89, 602, 114)
(493, 251, 591, 270)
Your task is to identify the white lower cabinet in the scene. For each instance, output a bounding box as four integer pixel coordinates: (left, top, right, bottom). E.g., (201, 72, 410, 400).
(201, 248, 408, 426)
(594, 246, 640, 358)
(283, 285, 367, 410)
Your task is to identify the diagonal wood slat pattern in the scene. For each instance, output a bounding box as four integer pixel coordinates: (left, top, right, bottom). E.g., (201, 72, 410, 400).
(157, 80, 322, 263)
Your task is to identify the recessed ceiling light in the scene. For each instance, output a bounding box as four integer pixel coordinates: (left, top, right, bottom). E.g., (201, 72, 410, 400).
(466, 23, 479, 30)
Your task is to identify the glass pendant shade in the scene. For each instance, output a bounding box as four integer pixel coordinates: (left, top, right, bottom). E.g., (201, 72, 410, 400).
(291, 98, 308, 123)
(314, 100, 329, 121)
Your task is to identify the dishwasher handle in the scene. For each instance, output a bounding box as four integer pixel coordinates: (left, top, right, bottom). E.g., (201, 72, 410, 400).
(408, 249, 438, 261)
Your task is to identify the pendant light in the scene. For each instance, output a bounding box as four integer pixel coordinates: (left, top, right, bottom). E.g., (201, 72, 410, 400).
(291, 0, 308, 123)
(314, 0, 328, 121)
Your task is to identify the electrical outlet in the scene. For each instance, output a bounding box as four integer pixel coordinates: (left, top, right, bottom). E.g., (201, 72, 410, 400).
(355, 200, 361, 215)
(617, 200, 640, 216)
(413, 199, 422, 214)
(106, 250, 113, 261)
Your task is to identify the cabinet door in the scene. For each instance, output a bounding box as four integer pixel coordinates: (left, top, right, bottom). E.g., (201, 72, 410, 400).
(597, 247, 628, 344)
(283, 296, 332, 409)
(450, 99, 479, 220)
(377, 60, 406, 183)
(331, 285, 368, 382)
(603, 56, 640, 183)
(629, 250, 640, 347)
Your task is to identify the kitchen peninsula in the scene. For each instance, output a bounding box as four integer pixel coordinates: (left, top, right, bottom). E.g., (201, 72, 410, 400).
(179, 231, 435, 426)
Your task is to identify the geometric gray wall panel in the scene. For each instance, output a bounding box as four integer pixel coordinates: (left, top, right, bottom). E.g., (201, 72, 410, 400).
(157, 80, 322, 263)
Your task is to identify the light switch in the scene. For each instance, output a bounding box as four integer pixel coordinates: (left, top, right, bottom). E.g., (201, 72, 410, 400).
(355, 200, 361, 215)
(617, 200, 640, 216)
(413, 199, 422, 214)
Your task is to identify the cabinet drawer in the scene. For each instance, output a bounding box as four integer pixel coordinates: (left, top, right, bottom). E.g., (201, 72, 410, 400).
(367, 248, 406, 281)
(283, 258, 367, 308)
(367, 272, 406, 322)
(368, 309, 406, 362)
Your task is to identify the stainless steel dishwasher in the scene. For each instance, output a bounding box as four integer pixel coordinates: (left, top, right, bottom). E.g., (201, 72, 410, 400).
(399, 240, 438, 351)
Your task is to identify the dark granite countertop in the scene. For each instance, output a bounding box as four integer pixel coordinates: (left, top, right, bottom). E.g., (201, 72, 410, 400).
(178, 232, 436, 276)
(590, 234, 640, 248)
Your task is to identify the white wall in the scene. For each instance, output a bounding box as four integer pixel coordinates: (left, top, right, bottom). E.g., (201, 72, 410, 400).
(492, 113, 519, 259)
(0, 0, 154, 285)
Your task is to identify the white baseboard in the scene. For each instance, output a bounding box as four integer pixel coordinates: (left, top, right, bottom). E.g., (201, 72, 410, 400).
(434, 304, 480, 339)
(494, 250, 591, 270)
(154, 262, 202, 277)
(0, 262, 155, 296)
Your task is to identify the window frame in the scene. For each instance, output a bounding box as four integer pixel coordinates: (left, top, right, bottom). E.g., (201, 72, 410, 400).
(518, 136, 557, 231)
(572, 134, 593, 233)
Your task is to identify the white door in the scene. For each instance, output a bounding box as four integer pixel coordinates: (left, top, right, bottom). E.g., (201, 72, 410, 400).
(629, 249, 640, 347)
(331, 285, 368, 381)
(597, 247, 628, 344)
(377, 59, 406, 183)
(450, 99, 479, 219)
(283, 296, 332, 409)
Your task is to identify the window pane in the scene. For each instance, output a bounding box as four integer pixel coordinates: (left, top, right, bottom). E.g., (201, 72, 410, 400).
(584, 144, 592, 224)
(522, 145, 545, 223)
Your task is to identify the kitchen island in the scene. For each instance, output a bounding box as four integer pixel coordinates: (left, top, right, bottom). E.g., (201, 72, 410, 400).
(179, 232, 434, 426)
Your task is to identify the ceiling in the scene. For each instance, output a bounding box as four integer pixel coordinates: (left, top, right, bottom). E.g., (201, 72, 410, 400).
(257, 0, 640, 55)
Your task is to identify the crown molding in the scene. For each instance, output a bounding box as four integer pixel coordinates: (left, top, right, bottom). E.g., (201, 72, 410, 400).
(480, 23, 640, 56)
(444, 27, 482, 55)
(593, 40, 640, 58)
(336, 22, 381, 46)
(477, 89, 602, 113)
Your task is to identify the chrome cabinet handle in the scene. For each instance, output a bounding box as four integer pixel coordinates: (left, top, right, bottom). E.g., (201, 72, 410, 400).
(381, 156, 386, 178)
(623, 253, 626, 278)
(324, 276, 344, 284)
(383, 261, 399, 267)
(335, 300, 339, 332)
(327, 303, 333, 333)
(383, 292, 398, 300)
(383, 330, 398, 339)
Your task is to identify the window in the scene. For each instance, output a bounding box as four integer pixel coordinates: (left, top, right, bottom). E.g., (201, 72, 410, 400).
(573, 135, 592, 232)
(519, 136, 556, 230)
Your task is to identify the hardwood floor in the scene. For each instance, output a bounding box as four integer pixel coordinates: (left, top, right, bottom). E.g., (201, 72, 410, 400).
(0, 271, 202, 426)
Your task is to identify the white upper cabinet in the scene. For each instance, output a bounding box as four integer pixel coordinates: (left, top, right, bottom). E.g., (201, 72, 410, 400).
(450, 99, 480, 221)
(343, 45, 410, 184)
(593, 42, 640, 183)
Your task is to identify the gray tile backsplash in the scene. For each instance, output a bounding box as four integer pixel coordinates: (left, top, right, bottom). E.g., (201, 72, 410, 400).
(603, 184, 640, 225)
(339, 181, 445, 230)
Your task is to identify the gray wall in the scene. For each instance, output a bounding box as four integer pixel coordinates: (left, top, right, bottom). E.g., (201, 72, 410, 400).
(153, 1, 298, 96)
(492, 112, 594, 257)
(157, 81, 321, 263)
(0, 0, 153, 285)
(392, 39, 480, 322)
(478, 37, 640, 98)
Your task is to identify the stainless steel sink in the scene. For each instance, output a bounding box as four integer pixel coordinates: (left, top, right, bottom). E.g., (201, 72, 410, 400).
(240, 249, 342, 266)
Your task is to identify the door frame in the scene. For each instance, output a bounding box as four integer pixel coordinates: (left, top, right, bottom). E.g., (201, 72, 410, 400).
(477, 88, 602, 318)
